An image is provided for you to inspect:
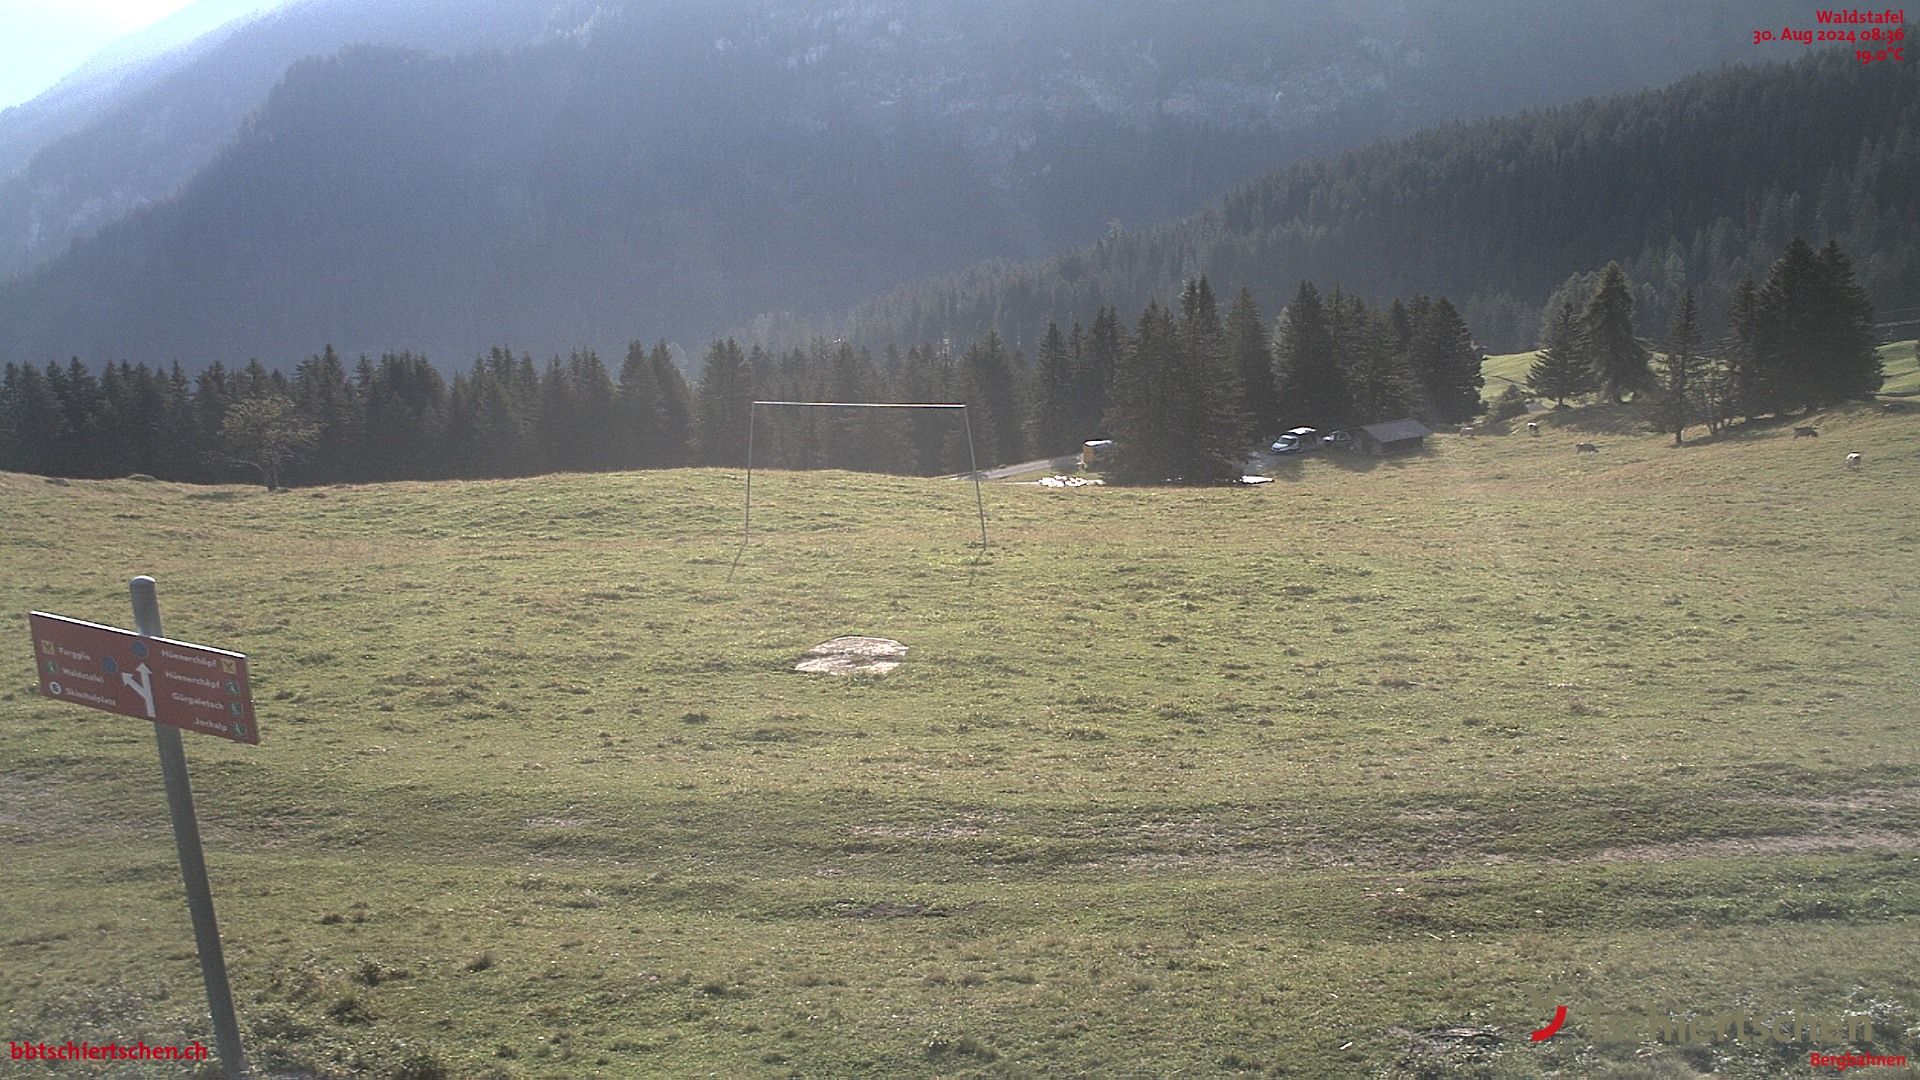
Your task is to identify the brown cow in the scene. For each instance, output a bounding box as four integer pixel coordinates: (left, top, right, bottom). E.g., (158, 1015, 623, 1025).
(1574, 443, 1599, 454)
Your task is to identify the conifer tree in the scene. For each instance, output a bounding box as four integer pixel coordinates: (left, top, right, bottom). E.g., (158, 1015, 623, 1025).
(1582, 262, 1651, 403)
(1226, 289, 1277, 436)
(160, 363, 197, 479)
(1724, 278, 1768, 418)
(1747, 238, 1881, 415)
(645, 341, 692, 467)
(1334, 293, 1416, 424)
(694, 338, 753, 466)
(1654, 289, 1703, 444)
(1273, 281, 1351, 428)
(0, 363, 67, 476)
(1754, 238, 1824, 415)
(898, 343, 959, 475)
(1528, 300, 1591, 405)
(194, 363, 235, 478)
(47, 359, 105, 477)
(960, 331, 1025, 467)
(1107, 293, 1245, 485)
(535, 356, 574, 473)
(1177, 276, 1247, 464)
(617, 341, 661, 469)
(1080, 306, 1124, 437)
(1029, 320, 1079, 456)
(291, 344, 360, 482)
(1406, 295, 1484, 423)
(1105, 302, 1178, 483)
(1808, 240, 1882, 406)
(443, 372, 479, 477)
(361, 353, 446, 480)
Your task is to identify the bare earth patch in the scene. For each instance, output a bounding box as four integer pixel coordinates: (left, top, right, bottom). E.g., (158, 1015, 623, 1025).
(795, 636, 908, 675)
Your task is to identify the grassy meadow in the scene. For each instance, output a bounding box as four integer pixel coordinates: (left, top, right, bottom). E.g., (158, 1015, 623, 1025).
(2, 392, 1919, 1078)
(1481, 340, 1920, 404)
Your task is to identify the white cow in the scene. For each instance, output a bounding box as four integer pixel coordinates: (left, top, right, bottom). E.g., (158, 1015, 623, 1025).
(1846, 452, 1862, 469)
(1526, 421, 1540, 436)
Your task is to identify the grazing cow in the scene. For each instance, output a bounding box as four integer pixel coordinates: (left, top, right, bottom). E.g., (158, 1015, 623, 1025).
(1459, 425, 1475, 437)
(1527, 421, 1540, 436)
(1846, 452, 1862, 469)
(1574, 443, 1600, 454)
(1793, 426, 1819, 438)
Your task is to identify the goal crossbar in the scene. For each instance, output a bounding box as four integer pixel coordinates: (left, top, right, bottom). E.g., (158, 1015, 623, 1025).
(729, 400, 987, 579)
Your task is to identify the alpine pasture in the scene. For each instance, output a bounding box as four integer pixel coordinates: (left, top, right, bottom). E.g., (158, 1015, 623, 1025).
(2, 396, 1918, 1078)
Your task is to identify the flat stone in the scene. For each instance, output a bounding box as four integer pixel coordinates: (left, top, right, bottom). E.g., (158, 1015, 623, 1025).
(795, 636, 908, 675)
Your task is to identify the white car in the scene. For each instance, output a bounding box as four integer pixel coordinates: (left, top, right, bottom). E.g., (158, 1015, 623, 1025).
(1269, 427, 1322, 454)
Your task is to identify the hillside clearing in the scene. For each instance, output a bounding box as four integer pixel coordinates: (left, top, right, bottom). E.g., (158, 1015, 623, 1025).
(1482, 338, 1918, 405)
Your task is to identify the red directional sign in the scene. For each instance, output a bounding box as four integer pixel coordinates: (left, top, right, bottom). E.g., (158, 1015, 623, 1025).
(29, 612, 259, 744)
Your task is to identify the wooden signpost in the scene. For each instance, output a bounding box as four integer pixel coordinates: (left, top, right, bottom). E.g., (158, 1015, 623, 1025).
(26, 577, 253, 1078)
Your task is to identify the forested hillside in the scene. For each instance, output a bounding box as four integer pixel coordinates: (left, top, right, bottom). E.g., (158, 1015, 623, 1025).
(0, 0, 1803, 369)
(827, 44, 1919, 354)
(0, 0, 567, 280)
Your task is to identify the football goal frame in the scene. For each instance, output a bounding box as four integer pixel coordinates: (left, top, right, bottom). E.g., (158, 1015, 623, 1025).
(729, 400, 987, 578)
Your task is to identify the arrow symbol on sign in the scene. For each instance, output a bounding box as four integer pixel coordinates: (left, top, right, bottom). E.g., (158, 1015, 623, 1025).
(121, 663, 156, 718)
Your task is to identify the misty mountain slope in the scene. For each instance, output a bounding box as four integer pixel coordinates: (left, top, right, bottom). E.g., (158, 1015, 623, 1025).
(0, 0, 584, 281)
(823, 46, 1919, 354)
(0, 0, 284, 181)
(0, 0, 1804, 367)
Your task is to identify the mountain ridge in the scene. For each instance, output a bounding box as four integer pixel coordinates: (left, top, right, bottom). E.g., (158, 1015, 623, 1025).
(0, 0, 1811, 368)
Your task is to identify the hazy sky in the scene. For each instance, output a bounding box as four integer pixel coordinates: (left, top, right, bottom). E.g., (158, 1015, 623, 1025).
(0, 1, 215, 111)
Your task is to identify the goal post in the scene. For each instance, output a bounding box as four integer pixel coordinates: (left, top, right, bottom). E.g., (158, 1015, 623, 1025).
(730, 400, 987, 578)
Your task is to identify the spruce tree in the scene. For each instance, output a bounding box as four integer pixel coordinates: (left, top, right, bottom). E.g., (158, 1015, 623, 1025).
(160, 363, 198, 480)
(1528, 301, 1591, 405)
(443, 372, 481, 477)
(1273, 281, 1351, 429)
(1029, 320, 1079, 456)
(618, 341, 662, 469)
(0, 364, 68, 476)
(646, 341, 692, 467)
(1081, 306, 1124, 437)
(1655, 290, 1703, 444)
(1406, 296, 1484, 423)
(1754, 238, 1824, 415)
(961, 331, 1025, 467)
(1582, 262, 1651, 403)
(1724, 278, 1769, 418)
(1176, 276, 1247, 466)
(194, 363, 235, 479)
(1105, 302, 1179, 483)
(694, 338, 753, 466)
(1336, 295, 1416, 424)
(291, 345, 360, 483)
(1226, 288, 1277, 437)
(1809, 240, 1882, 405)
(898, 343, 959, 475)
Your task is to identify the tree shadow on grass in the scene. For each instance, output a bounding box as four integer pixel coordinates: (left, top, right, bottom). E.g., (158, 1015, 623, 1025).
(1543, 401, 1657, 435)
(1679, 399, 1902, 447)
(1323, 446, 1437, 473)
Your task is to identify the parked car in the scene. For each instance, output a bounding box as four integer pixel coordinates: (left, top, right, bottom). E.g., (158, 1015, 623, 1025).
(1270, 427, 1322, 454)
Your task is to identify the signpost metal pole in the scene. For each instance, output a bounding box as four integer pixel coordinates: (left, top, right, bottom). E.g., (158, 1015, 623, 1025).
(129, 576, 247, 1079)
